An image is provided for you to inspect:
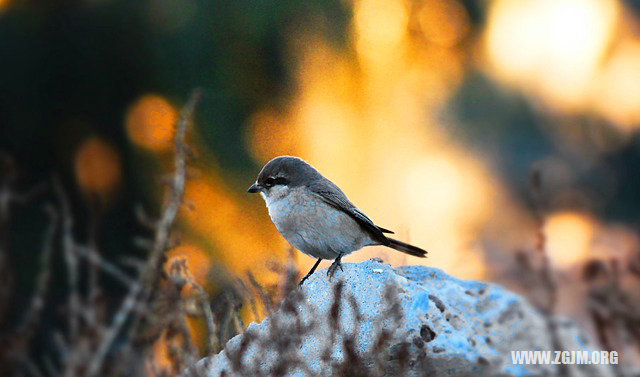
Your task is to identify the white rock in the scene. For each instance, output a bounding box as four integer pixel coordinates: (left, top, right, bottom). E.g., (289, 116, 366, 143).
(186, 259, 618, 377)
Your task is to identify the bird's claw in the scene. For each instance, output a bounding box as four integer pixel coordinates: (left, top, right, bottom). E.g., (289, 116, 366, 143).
(327, 253, 344, 281)
(326, 265, 337, 280)
(299, 258, 323, 287)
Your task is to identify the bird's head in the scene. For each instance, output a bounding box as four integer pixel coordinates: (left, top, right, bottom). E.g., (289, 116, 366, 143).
(247, 156, 319, 200)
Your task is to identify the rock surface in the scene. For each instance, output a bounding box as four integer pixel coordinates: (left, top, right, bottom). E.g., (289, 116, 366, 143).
(187, 259, 618, 377)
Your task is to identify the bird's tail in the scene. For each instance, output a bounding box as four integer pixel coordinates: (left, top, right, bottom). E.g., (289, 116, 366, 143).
(385, 238, 427, 258)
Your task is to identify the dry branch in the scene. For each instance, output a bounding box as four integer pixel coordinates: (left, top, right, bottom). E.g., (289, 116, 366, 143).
(73, 244, 134, 286)
(86, 89, 203, 377)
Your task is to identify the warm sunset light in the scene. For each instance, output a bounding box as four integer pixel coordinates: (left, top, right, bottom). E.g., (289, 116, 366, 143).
(241, 1, 496, 280)
(397, 153, 493, 278)
(0, 0, 10, 13)
(148, 324, 200, 377)
(247, 109, 301, 163)
(180, 174, 285, 282)
(9, 0, 640, 374)
(74, 137, 122, 197)
(593, 40, 640, 130)
(485, 0, 619, 108)
(126, 95, 178, 151)
(418, 0, 470, 47)
(165, 244, 212, 294)
(403, 156, 467, 222)
(354, 0, 408, 68)
(544, 211, 596, 268)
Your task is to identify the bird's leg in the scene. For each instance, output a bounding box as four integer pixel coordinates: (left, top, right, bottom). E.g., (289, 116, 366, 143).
(327, 253, 344, 280)
(299, 258, 323, 286)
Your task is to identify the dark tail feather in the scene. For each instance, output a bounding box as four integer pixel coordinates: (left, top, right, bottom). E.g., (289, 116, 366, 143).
(386, 238, 427, 257)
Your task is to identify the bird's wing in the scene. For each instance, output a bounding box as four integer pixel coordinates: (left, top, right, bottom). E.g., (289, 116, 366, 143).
(308, 180, 392, 245)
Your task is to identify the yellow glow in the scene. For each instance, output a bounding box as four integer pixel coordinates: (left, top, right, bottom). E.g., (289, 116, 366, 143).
(247, 109, 302, 163)
(165, 244, 211, 294)
(418, 0, 470, 47)
(148, 322, 200, 377)
(255, 37, 494, 278)
(0, 0, 10, 13)
(181, 174, 285, 281)
(242, 0, 494, 280)
(544, 212, 596, 268)
(126, 95, 178, 151)
(74, 137, 122, 197)
(593, 40, 640, 130)
(395, 153, 493, 279)
(354, 0, 408, 67)
(485, 0, 619, 108)
(148, 336, 172, 376)
(403, 156, 465, 222)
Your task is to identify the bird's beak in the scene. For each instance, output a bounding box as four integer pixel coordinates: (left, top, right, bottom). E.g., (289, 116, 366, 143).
(247, 183, 262, 193)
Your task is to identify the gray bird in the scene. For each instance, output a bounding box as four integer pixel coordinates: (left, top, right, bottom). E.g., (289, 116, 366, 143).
(248, 156, 427, 286)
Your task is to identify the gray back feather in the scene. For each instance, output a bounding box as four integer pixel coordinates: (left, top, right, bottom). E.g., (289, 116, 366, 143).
(306, 169, 392, 246)
(258, 156, 393, 245)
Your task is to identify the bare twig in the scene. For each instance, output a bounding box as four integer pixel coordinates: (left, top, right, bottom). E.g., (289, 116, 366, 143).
(141, 88, 202, 290)
(17, 355, 46, 377)
(0, 155, 47, 328)
(14, 205, 58, 339)
(74, 244, 135, 286)
(247, 271, 274, 315)
(86, 89, 202, 377)
(53, 177, 81, 347)
(188, 280, 218, 355)
(0, 205, 58, 369)
(238, 278, 260, 323)
(528, 167, 567, 377)
(85, 201, 102, 330)
(135, 204, 159, 230)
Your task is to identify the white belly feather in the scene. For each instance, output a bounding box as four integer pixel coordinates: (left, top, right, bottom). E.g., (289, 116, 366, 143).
(263, 186, 372, 260)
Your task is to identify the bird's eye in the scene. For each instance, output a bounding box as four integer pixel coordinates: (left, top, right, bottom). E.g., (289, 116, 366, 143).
(264, 177, 275, 187)
(274, 177, 288, 185)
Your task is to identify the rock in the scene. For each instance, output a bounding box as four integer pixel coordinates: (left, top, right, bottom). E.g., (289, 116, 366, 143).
(186, 259, 617, 377)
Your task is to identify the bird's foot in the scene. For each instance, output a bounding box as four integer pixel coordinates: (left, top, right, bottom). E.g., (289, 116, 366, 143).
(298, 275, 310, 287)
(299, 258, 323, 287)
(327, 253, 344, 281)
(298, 273, 315, 287)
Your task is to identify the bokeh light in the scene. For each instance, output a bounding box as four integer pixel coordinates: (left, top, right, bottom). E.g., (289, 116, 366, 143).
(5, 0, 640, 372)
(593, 40, 640, 131)
(0, 0, 10, 13)
(485, 0, 619, 109)
(247, 108, 303, 163)
(126, 95, 178, 151)
(74, 137, 122, 198)
(180, 173, 285, 283)
(418, 0, 470, 47)
(165, 244, 212, 294)
(244, 0, 496, 280)
(544, 211, 596, 268)
(354, 0, 409, 70)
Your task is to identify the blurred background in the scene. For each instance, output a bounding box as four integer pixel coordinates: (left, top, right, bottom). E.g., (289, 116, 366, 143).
(1, 0, 640, 372)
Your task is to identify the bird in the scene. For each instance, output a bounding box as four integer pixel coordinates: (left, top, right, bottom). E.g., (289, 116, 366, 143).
(247, 156, 427, 286)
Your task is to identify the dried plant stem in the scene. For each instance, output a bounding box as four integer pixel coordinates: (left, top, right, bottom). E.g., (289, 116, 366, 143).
(0, 205, 57, 371)
(52, 177, 82, 377)
(195, 284, 218, 355)
(73, 244, 134, 286)
(15, 206, 58, 341)
(86, 89, 202, 377)
(529, 168, 567, 377)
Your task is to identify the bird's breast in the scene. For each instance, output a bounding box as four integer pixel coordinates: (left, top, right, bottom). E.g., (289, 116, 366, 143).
(264, 186, 310, 232)
(263, 187, 372, 259)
